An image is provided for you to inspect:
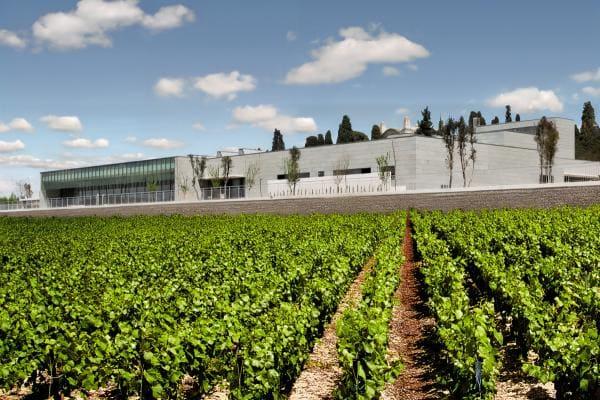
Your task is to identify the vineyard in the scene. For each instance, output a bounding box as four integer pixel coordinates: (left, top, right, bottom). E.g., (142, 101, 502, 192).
(0, 207, 598, 400)
(0, 214, 404, 399)
(413, 207, 599, 399)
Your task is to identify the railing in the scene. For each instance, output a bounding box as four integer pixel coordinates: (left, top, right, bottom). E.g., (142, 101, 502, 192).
(47, 190, 175, 208)
(0, 201, 39, 211)
(197, 186, 245, 200)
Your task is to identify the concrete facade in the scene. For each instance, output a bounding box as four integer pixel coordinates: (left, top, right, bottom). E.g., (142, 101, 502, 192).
(38, 117, 600, 207)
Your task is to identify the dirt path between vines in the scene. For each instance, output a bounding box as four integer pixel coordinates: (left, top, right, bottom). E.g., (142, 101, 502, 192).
(288, 257, 376, 400)
(381, 215, 440, 400)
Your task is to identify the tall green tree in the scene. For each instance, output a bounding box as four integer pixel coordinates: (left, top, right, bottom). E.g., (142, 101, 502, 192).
(324, 130, 333, 145)
(505, 105, 512, 123)
(305, 136, 319, 147)
(317, 133, 325, 145)
(491, 116, 500, 125)
(271, 129, 285, 151)
(416, 106, 435, 136)
(476, 111, 486, 126)
(371, 124, 383, 140)
(336, 115, 353, 143)
(581, 101, 598, 138)
(515, 113, 521, 122)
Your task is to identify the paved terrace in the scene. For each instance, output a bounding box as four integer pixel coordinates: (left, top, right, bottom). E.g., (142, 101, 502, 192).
(2, 182, 600, 217)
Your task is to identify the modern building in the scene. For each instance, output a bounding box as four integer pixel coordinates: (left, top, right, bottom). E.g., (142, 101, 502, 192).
(39, 117, 600, 207)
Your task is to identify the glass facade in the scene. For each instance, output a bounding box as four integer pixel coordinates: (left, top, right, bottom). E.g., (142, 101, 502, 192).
(41, 157, 175, 200)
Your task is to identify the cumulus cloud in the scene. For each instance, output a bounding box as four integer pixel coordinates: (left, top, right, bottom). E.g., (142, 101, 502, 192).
(395, 107, 409, 115)
(193, 71, 256, 100)
(0, 118, 34, 133)
(154, 77, 185, 97)
(232, 104, 317, 134)
(382, 66, 400, 76)
(582, 87, 600, 97)
(0, 154, 83, 169)
(487, 87, 564, 113)
(285, 26, 429, 85)
(32, 0, 195, 50)
(192, 122, 206, 131)
(142, 138, 183, 149)
(41, 115, 83, 132)
(0, 140, 26, 153)
(0, 29, 27, 48)
(63, 137, 109, 148)
(571, 68, 600, 83)
(286, 31, 297, 41)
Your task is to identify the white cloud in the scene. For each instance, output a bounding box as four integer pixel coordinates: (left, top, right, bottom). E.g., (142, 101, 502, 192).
(192, 121, 206, 130)
(582, 87, 600, 97)
(286, 31, 297, 41)
(232, 104, 317, 134)
(407, 64, 418, 71)
(0, 154, 83, 169)
(0, 118, 34, 133)
(0, 29, 27, 49)
(193, 71, 256, 100)
(487, 87, 564, 113)
(382, 66, 400, 76)
(63, 137, 109, 148)
(571, 68, 600, 83)
(0, 140, 25, 153)
(32, 0, 195, 50)
(142, 138, 183, 149)
(41, 115, 83, 132)
(154, 77, 185, 97)
(141, 5, 195, 30)
(285, 26, 429, 85)
(395, 107, 409, 115)
(124, 135, 137, 143)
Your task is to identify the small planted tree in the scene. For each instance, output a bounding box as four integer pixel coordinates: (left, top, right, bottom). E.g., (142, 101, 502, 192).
(188, 155, 207, 199)
(468, 121, 477, 187)
(535, 117, 559, 183)
(221, 156, 233, 196)
(456, 116, 469, 187)
(285, 147, 301, 195)
(441, 118, 457, 188)
(208, 165, 221, 188)
(334, 155, 350, 192)
(245, 160, 261, 193)
(376, 153, 391, 190)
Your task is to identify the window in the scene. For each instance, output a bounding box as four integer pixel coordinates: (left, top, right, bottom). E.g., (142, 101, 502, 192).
(332, 167, 371, 176)
(318, 171, 324, 177)
(277, 172, 310, 180)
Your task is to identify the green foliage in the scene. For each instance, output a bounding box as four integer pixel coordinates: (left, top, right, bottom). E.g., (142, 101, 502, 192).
(324, 130, 333, 145)
(337, 115, 353, 144)
(336, 215, 405, 399)
(581, 101, 597, 138)
(370, 125, 382, 141)
(271, 129, 285, 151)
(505, 105, 512, 123)
(0, 213, 395, 399)
(305, 136, 319, 147)
(416, 106, 435, 136)
(284, 147, 301, 194)
(491, 116, 500, 125)
(413, 207, 600, 399)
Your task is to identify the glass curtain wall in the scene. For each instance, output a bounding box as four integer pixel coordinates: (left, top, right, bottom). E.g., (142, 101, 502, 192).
(41, 158, 175, 200)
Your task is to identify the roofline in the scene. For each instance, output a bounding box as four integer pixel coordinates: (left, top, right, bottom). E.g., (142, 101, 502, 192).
(41, 155, 177, 174)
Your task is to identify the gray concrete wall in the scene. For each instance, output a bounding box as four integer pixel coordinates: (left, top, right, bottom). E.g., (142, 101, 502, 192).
(4, 183, 600, 217)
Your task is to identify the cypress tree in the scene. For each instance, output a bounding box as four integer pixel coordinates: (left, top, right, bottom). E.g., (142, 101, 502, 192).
(324, 130, 333, 145)
(515, 113, 521, 122)
(317, 133, 325, 145)
(491, 116, 500, 125)
(271, 129, 285, 151)
(476, 111, 486, 126)
(505, 105, 512, 123)
(581, 101, 598, 138)
(305, 136, 319, 147)
(416, 106, 435, 136)
(336, 115, 353, 144)
(371, 124, 382, 140)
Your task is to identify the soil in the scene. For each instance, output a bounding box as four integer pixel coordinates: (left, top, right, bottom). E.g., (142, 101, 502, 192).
(380, 215, 441, 400)
(288, 257, 376, 400)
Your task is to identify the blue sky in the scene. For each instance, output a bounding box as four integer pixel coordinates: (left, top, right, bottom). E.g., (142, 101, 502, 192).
(1, 0, 599, 195)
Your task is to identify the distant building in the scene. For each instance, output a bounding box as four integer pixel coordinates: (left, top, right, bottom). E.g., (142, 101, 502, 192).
(39, 117, 600, 207)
